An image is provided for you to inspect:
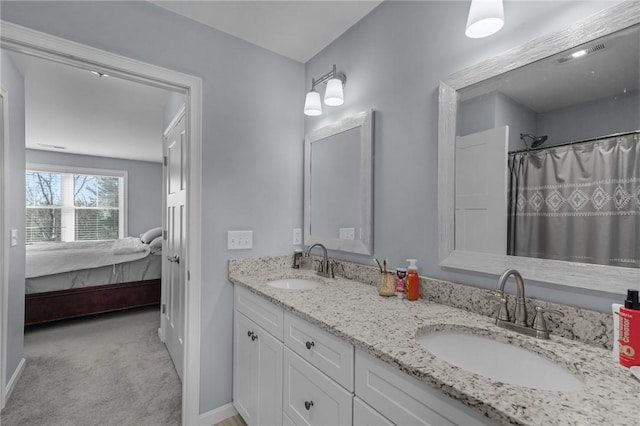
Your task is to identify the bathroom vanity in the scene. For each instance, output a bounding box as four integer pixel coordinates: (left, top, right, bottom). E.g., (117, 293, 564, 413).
(229, 257, 638, 426)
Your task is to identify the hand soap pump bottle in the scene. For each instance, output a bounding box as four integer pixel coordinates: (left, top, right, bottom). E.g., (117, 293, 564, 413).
(406, 259, 420, 301)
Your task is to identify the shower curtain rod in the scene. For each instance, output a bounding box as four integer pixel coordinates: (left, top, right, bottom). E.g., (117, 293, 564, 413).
(508, 129, 640, 155)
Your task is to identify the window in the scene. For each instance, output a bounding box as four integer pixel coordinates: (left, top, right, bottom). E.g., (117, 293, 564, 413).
(25, 165, 127, 243)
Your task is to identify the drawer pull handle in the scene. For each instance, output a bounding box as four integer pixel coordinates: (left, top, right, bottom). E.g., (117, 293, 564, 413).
(304, 400, 314, 410)
(305, 341, 315, 350)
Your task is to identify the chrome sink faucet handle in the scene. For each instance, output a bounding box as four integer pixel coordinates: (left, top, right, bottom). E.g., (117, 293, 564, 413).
(532, 306, 564, 339)
(496, 269, 528, 327)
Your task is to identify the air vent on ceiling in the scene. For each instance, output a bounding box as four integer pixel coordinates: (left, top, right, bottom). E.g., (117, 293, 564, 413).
(557, 43, 605, 63)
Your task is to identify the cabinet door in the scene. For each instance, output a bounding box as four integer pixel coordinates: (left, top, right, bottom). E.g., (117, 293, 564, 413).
(284, 348, 352, 426)
(233, 311, 258, 424)
(353, 397, 394, 426)
(255, 322, 283, 426)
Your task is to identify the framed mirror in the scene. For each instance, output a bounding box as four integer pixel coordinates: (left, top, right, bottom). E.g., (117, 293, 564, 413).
(304, 109, 374, 254)
(438, 1, 639, 295)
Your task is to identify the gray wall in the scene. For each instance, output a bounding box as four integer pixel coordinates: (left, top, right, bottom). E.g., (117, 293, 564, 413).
(304, 0, 625, 312)
(458, 91, 537, 151)
(1, 0, 304, 414)
(1, 50, 25, 388)
(25, 149, 162, 237)
(538, 90, 640, 145)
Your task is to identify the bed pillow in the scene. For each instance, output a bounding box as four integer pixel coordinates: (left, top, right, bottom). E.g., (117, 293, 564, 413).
(140, 227, 163, 244)
(149, 236, 163, 255)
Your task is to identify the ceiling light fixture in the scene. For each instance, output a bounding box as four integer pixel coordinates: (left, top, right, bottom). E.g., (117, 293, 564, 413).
(304, 64, 346, 116)
(465, 0, 504, 39)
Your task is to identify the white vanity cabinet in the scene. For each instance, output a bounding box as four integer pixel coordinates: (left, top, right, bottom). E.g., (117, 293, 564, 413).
(355, 349, 496, 426)
(233, 285, 495, 426)
(233, 287, 284, 426)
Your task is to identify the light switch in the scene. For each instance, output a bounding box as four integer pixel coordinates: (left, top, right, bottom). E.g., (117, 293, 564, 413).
(11, 229, 18, 246)
(227, 230, 253, 250)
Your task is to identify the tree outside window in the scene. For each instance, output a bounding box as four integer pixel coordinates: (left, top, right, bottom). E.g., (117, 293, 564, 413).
(26, 169, 124, 243)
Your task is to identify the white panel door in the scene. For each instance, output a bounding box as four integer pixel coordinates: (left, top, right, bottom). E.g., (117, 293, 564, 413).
(455, 126, 509, 254)
(164, 112, 187, 381)
(233, 312, 258, 424)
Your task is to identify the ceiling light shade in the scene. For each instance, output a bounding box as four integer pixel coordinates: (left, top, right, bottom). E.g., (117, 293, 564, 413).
(324, 77, 344, 106)
(304, 90, 322, 116)
(465, 0, 504, 39)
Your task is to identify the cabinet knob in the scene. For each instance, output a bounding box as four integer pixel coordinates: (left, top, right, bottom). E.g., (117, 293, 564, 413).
(304, 400, 314, 410)
(305, 341, 315, 350)
(247, 331, 253, 338)
(251, 333, 258, 341)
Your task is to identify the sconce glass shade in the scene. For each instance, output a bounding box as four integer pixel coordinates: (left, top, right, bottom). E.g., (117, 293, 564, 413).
(324, 77, 344, 106)
(304, 90, 322, 116)
(465, 0, 504, 39)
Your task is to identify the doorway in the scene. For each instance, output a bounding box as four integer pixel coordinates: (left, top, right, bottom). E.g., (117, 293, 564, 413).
(0, 22, 203, 424)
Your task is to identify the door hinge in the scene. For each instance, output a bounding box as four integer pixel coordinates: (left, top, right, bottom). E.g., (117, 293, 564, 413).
(161, 303, 166, 314)
(163, 156, 168, 166)
(187, 270, 191, 281)
(163, 230, 168, 240)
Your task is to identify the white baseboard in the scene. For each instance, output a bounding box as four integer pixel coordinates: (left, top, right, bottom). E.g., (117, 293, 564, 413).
(157, 327, 165, 342)
(199, 402, 239, 426)
(5, 357, 25, 403)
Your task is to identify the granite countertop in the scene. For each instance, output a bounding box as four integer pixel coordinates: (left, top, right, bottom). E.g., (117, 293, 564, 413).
(228, 266, 639, 426)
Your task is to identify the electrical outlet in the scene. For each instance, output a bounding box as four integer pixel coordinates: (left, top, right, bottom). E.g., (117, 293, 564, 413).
(293, 228, 302, 245)
(339, 227, 355, 240)
(228, 230, 253, 250)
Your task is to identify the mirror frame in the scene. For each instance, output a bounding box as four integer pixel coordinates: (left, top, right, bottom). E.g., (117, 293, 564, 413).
(438, 1, 639, 295)
(305, 109, 374, 255)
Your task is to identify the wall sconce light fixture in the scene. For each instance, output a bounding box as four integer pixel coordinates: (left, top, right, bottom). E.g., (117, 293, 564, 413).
(304, 64, 347, 116)
(465, 0, 504, 39)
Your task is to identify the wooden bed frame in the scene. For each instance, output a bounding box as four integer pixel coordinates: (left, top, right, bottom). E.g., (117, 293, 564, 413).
(24, 279, 161, 326)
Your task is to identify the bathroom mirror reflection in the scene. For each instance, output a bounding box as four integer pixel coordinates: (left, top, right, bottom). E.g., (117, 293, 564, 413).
(438, 3, 639, 294)
(455, 24, 639, 268)
(304, 109, 374, 254)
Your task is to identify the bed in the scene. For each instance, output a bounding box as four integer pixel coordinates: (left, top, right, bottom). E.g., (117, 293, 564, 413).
(25, 233, 163, 325)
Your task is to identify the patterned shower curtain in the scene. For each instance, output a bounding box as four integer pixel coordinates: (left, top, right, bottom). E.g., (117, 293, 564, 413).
(507, 133, 639, 268)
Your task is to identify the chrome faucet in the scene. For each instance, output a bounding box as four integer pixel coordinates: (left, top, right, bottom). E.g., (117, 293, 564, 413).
(496, 269, 528, 327)
(492, 269, 563, 340)
(305, 243, 334, 278)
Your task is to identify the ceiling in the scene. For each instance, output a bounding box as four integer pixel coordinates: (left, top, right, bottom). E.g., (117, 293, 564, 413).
(461, 25, 639, 113)
(10, 52, 173, 163)
(150, 0, 383, 63)
(14, 1, 382, 162)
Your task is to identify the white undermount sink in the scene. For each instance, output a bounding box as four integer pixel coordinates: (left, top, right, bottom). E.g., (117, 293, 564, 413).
(266, 278, 320, 290)
(417, 330, 584, 391)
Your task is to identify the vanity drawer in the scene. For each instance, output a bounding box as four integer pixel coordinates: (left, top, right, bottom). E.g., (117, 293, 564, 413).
(235, 285, 284, 341)
(355, 349, 496, 426)
(284, 311, 354, 391)
(283, 348, 353, 426)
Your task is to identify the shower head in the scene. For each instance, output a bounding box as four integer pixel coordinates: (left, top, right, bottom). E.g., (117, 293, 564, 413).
(520, 133, 548, 149)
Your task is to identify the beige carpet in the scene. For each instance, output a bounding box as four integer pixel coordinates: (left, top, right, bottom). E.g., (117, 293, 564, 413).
(0, 306, 181, 426)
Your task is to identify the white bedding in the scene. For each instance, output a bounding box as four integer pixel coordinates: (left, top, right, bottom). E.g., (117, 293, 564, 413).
(26, 237, 151, 278)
